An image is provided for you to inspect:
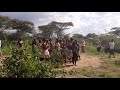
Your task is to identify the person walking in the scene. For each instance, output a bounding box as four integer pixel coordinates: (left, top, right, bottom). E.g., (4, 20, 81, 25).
(81, 39, 86, 53)
(108, 39, 115, 58)
(40, 39, 50, 61)
(32, 38, 38, 54)
(72, 41, 79, 66)
(96, 39, 102, 54)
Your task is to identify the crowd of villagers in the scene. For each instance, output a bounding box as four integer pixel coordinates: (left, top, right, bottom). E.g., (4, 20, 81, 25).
(0, 36, 115, 66)
(17, 37, 86, 66)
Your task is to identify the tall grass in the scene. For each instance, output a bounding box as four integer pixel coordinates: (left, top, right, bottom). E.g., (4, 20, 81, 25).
(86, 44, 104, 54)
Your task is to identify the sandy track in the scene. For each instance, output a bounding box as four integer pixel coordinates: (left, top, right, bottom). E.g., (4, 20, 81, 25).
(59, 53, 101, 71)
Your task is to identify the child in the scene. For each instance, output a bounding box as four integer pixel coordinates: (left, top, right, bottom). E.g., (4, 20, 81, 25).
(17, 37, 24, 49)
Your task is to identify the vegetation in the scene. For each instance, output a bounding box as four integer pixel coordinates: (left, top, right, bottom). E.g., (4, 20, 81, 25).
(56, 58, 120, 78)
(0, 15, 120, 78)
(1, 46, 56, 78)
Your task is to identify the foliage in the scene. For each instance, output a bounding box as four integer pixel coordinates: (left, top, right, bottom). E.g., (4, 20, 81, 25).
(0, 16, 11, 30)
(109, 27, 120, 37)
(49, 47, 64, 68)
(86, 33, 98, 39)
(99, 34, 120, 53)
(38, 21, 73, 39)
(1, 46, 56, 78)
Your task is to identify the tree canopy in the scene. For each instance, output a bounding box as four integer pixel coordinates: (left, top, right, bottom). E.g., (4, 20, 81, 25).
(109, 27, 120, 37)
(38, 21, 73, 39)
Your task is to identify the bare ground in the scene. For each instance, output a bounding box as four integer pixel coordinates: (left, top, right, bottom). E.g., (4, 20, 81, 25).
(59, 53, 101, 71)
(56, 53, 103, 78)
(1, 53, 116, 78)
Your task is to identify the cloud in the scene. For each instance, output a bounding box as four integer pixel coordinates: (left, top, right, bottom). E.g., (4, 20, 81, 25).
(0, 12, 120, 35)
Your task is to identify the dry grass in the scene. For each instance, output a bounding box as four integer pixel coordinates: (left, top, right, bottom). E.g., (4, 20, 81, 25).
(56, 53, 120, 78)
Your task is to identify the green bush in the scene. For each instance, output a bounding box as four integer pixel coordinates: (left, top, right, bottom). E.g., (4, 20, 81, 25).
(1, 46, 56, 78)
(99, 34, 120, 53)
(49, 47, 64, 68)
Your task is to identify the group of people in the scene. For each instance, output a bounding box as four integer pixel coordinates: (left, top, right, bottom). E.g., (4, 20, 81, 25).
(96, 39, 116, 58)
(0, 37, 116, 66)
(17, 37, 87, 66)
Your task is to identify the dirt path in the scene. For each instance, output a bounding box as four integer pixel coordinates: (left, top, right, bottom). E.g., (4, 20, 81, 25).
(59, 53, 101, 71)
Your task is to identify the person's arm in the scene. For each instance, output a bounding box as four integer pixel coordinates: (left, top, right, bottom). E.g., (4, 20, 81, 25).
(100, 41, 102, 47)
(109, 42, 111, 48)
(17, 41, 19, 46)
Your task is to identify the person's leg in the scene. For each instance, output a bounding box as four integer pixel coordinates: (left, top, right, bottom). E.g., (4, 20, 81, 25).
(72, 57, 74, 65)
(83, 46, 85, 53)
(108, 49, 111, 58)
(84, 46, 85, 53)
(81, 46, 83, 53)
(98, 48, 100, 54)
(75, 58, 77, 66)
(97, 48, 99, 54)
(112, 49, 115, 58)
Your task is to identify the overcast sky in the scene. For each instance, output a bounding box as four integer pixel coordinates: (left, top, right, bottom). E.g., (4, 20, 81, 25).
(0, 12, 120, 36)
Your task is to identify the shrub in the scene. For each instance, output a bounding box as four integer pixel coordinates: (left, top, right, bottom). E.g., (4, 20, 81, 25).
(99, 34, 120, 53)
(49, 47, 64, 68)
(1, 46, 56, 78)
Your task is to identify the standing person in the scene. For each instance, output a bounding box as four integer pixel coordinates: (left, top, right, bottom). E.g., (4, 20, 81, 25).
(96, 39, 102, 54)
(76, 41, 81, 60)
(81, 39, 86, 53)
(40, 39, 50, 61)
(0, 39, 2, 57)
(109, 39, 115, 58)
(17, 37, 24, 49)
(49, 39, 53, 55)
(32, 38, 38, 54)
(72, 41, 79, 66)
(38, 40, 42, 47)
(55, 39, 61, 51)
(61, 40, 67, 65)
(66, 40, 73, 63)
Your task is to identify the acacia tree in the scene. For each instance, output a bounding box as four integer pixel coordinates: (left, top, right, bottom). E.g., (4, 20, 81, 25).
(38, 21, 73, 39)
(63, 33, 70, 40)
(0, 15, 35, 40)
(0, 16, 11, 31)
(9, 19, 35, 37)
(86, 33, 98, 39)
(109, 27, 120, 37)
(51, 21, 73, 39)
(0, 16, 11, 40)
(72, 34, 84, 38)
(38, 24, 55, 39)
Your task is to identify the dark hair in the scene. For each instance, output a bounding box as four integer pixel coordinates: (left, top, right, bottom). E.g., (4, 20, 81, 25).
(75, 40, 77, 42)
(39, 40, 41, 43)
(19, 37, 22, 41)
(42, 38, 45, 42)
(49, 39, 52, 41)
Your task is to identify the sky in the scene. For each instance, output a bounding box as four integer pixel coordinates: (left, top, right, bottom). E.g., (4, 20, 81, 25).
(0, 12, 120, 36)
